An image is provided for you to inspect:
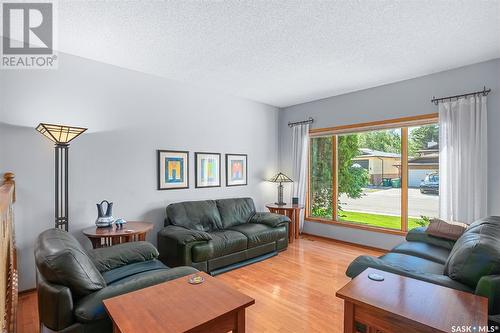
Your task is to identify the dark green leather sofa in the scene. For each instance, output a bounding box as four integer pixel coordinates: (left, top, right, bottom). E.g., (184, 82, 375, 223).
(157, 197, 290, 274)
(35, 228, 197, 333)
(346, 216, 500, 322)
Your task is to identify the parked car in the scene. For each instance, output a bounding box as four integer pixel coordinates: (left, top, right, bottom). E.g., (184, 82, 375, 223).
(420, 173, 439, 194)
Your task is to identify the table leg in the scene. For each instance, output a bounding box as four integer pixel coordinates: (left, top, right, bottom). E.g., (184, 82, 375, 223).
(343, 301, 354, 333)
(294, 209, 300, 239)
(288, 210, 294, 244)
(235, 308, 245, 333)
(90, 238, 99, 249)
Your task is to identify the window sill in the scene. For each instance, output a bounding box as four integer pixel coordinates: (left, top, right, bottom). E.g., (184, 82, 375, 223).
(305, 216, 408, 236)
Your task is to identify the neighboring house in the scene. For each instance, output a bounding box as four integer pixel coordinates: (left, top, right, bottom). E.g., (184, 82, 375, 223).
(407, 142, 439, 188)
(352, 148, 401, 186)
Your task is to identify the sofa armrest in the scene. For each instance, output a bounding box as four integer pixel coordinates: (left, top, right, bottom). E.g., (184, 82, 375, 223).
(476, 275, 500, 315)
(74, 266, 198, 323)
(250, 212, 290, 228)
(157, 226, 212, 267)
(37, 272, 75, 331)
(87, 241, 159, 273)
(158, 225, 212, 244)
(406, 227, 456, 250)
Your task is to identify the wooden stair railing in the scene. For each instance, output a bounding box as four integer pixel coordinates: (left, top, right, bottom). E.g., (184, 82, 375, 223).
(0, 173, 17, 333)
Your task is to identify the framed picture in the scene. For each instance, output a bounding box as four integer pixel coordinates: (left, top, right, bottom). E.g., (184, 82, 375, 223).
(195, 152, 221, 188)
(157, 150, 189, 190)
(226, 153, 248, 186)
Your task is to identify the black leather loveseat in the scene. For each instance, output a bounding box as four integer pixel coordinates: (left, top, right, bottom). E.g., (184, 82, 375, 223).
(35, 228, 197, 333)
(157, 197, 290, 275)
(346, 216, 500, 322)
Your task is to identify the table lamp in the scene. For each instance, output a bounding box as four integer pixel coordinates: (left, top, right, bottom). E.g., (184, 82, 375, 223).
(268, 172, 293, 206)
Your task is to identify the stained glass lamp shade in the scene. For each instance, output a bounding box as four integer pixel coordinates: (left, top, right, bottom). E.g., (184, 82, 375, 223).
(36, 123, 87, 145)
(268, 172, 293, 206)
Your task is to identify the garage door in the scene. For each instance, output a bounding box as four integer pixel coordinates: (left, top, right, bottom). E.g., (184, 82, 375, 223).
(409, 169, 435, 188)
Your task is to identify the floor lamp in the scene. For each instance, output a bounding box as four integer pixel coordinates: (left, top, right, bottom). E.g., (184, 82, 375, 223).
(36, 123, 87, 231)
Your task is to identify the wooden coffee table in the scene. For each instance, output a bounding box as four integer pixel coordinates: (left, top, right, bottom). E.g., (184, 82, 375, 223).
(336, 268, 488, 333)
(103, 272, 255, 333)
(83, 221, 153, 248)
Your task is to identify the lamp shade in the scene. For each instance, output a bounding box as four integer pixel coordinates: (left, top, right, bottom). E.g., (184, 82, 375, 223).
(36, 123, 87, 144)
(269, 172, 293, 183)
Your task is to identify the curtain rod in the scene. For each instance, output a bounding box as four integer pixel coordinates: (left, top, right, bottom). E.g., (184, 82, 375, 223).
(431, 86, 491, 105)
(288, 117, 314, 127)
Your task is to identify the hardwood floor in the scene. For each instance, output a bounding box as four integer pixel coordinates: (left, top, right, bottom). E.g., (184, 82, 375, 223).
(17, 291, 38, 333)
(17, 235, 384, 333)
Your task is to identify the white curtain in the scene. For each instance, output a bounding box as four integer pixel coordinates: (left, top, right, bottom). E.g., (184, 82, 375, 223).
(439, 95, 487, 224)
(292, 124, 309, 232)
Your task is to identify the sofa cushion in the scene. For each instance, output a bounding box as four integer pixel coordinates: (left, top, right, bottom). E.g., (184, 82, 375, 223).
(216, 198, 256, 228)
(347, 253, 445, 278)
(346, 254, 471, 292)
(191, 230, 248, 262)
(445, 232, 500, 288)
(379, 253, 445, 274)
(392, 241, 451, 264)
(101, 259, 168, 284)
(426, 219, 467, 241)
(229, 223, 287, 248)
(166, 200, 223, 232)
(35, 229, 106, 298)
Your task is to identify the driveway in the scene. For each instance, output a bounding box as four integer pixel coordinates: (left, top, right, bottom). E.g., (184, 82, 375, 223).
(339, 188, 439, 218)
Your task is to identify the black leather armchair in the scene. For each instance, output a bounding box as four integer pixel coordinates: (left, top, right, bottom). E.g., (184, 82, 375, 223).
(35, 228, 197, 333)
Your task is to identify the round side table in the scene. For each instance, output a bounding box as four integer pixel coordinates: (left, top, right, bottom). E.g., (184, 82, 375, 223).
(265, 204, 304, 244)
(83, 221, 154, 249)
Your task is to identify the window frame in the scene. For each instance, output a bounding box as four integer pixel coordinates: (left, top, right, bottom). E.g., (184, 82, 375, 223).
(306, 113, 439, 235)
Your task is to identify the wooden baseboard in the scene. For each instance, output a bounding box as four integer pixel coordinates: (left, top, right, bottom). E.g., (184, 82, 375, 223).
(301, 232, 388, 253)
(18, 288, 36, 296)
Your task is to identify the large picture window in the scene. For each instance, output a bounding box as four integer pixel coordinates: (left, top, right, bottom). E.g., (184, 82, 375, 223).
(307, 115, 439, 233)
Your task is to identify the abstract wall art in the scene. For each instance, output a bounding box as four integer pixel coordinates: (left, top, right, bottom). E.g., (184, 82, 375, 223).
(157, 150, 189, 190)
(226, 153, 248, 186)
(195, 152, 221, 188)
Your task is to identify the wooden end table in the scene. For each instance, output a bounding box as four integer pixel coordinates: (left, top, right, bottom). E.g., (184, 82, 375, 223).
(103, 272, 255, 333)
(265, 204, 304, 244)
(83, 221, 153, 249)
(336, 268, 488, 333)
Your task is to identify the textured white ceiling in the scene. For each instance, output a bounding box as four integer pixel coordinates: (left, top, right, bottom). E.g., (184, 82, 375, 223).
(48, 1, 500, 106)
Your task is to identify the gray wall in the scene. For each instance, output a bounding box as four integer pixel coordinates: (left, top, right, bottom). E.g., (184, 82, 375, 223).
(279, 58, 500, 249)
(0, 53, 280, 291)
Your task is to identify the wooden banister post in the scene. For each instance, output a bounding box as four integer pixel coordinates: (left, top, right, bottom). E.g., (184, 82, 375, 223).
(1, 171, 17, 333)
(3, 172, 15, 202)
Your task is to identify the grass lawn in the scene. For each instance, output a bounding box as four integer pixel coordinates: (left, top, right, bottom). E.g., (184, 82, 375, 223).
(338, 211, 422, 230)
